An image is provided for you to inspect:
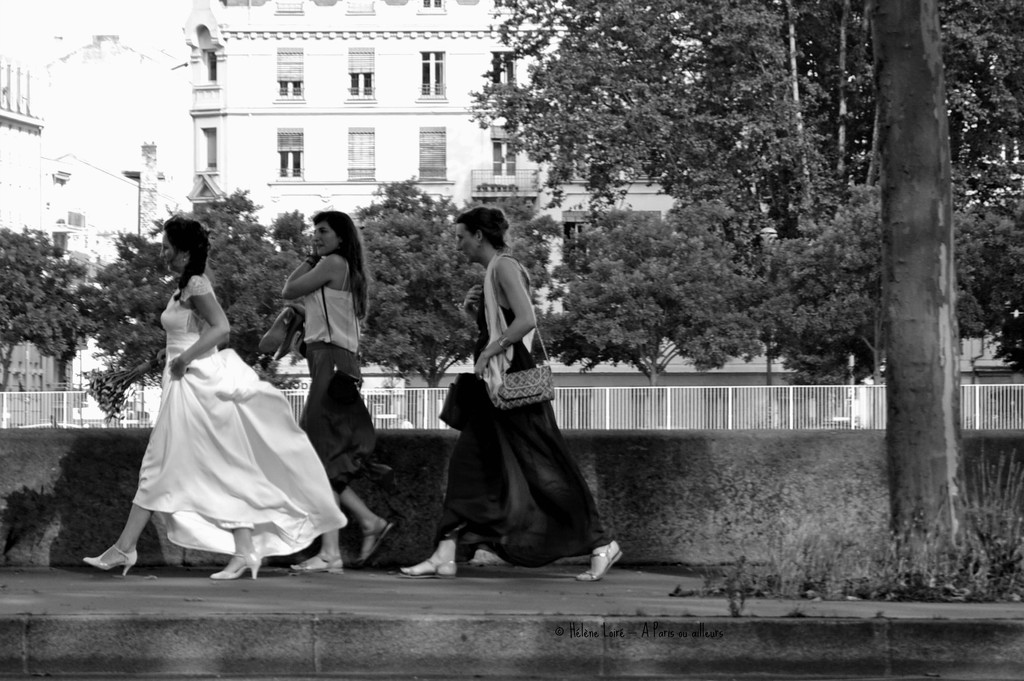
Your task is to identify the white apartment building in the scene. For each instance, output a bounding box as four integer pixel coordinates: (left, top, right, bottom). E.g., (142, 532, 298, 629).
(183, 0, 673, 223)
(0, 57, 42, 232)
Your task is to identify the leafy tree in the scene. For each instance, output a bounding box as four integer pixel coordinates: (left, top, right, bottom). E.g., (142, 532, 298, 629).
(955, 202, 1024, 369)
(84, 192, 300, 382)
(355, 183, 560, 386)
(768, 187, 884, 384)
(356, 181, 474, 386)
(191, 191, 302, 371)
(941, 0, 1024, 207)
(81, 231, 169, 378)
(271, 210, 310, 255)
(0, 228, 88, 391)
(549, 210, 759, 385)
(473, 0, 827, 240)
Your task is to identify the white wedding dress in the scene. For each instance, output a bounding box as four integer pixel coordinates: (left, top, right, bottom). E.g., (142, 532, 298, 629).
(133, 275, 346, 557)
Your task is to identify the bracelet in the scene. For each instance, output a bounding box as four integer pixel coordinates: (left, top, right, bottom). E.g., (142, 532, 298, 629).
(498, 336, 512, 349)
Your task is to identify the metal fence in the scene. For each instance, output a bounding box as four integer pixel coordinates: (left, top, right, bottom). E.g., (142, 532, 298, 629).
(2, 384, 1023, 431)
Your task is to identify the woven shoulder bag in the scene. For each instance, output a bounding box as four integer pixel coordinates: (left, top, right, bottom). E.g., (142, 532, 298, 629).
(492, 325, 555, 410)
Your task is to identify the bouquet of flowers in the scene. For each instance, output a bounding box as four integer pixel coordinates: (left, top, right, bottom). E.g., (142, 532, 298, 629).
(87, 356, 159, 420)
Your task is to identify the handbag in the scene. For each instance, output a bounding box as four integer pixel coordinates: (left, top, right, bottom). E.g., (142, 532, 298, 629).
(492, 327, 555, 410)
(440, 373, 476, 430)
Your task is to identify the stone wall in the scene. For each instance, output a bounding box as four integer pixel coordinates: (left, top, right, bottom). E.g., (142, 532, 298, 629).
(1, 429, 1021, 568)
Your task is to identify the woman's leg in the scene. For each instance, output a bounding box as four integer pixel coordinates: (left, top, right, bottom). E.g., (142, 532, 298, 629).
(399, 538, 457, 578)
(338, 487, 391, 563)
(212, 527, 260, 580)
(83, 503, 151, 574)
(290, 491, 345, 572)
(114, 504, 153, 552)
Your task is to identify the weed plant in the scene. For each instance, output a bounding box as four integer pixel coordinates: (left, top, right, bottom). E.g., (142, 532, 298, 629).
(708, 455, 1024, 603)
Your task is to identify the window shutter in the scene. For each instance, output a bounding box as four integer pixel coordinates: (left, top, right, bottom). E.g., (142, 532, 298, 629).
(348, 48, 375, 73)
(349, 128, 375, 178)
(419, 127, 446, 178)
(277, 49, 304, 80)
(278, 128, 304, 151)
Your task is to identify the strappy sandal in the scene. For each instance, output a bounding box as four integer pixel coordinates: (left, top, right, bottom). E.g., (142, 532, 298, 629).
(575, 541, 622, 582)
(398, 558, 457, 579)
(289, 554, 344, 574)
(351, 520, 395, 569)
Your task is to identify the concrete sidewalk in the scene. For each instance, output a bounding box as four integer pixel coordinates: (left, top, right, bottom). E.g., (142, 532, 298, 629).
(2, 564, 1024, 678)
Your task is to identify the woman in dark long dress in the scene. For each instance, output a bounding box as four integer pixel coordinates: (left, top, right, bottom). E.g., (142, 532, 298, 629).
(400, 206, 621, 581)
(282, 210, 394, 572)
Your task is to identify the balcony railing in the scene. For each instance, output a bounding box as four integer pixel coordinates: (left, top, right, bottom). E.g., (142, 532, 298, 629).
(419, 84, 446, 98)
(192, 85, 223, 111)
(4, 385, 1023, 431)
(471, 169, 539, 195)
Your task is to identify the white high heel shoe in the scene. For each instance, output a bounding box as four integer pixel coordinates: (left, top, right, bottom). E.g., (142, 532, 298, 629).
(83, 545, 137, 577)
(211, 552, 261, 580)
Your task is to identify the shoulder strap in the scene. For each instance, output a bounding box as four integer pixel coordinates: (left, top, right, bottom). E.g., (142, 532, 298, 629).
(498, 255, 548, 363)
(320, 287, 332, 343)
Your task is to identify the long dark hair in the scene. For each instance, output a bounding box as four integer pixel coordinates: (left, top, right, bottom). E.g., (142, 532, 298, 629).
(164, 215, 210, 301)
(312, 210, 369, 319)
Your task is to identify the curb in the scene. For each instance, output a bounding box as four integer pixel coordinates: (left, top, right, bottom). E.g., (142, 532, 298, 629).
(3, 615, 1024, 678)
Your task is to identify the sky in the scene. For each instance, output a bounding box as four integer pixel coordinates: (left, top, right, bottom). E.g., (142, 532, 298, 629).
(0, 0, 194, 68)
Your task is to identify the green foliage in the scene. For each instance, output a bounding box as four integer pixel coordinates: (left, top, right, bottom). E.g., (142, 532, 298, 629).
(85, 191, 300, 380)
(473, 0, 1024, 227)
(550, 210, 759, 384)
(474, 0, 828, 239)
(725, 455, 1024, 602)
(355, 183, 559, 386)
(0, 228, 89, 390)
(81, 232, 169, 379)
(271, 210, 310, 255)
(942, 0, 1024, 207)
(357, 182, 475, 386)
(955, 202, 1024, 371)
(192, 191, 300, 370)
(768, 186, 884, 383)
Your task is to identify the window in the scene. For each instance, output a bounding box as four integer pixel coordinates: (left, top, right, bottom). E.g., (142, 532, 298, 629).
(419, 127, 446, 180)
(204, 49, 218, 82)
(421, 52, 444, 97)
(492, 141, 515, 176)
(277, 48, 304, 99)
(347, 0, 375, 13)
(277, 128, 304, 178)
(348, 128, 375, 180)
(490, 52, 514, 85)
(348, 48, 374, 98)
(276, 0, 304, 15)
(203, 128, 218, 170)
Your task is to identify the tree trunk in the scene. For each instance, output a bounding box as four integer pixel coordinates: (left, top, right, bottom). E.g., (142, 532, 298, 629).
(871, 0, 963, 550)
(0, 345, 13, 392)
(837, 0, 850, 176)
(784, 0, 811, 219)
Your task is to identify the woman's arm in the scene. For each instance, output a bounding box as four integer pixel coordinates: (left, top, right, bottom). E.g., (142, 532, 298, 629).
(476, 258, 537, 366)
(282, 255, 348, 299)
(169, 291, 231, 379)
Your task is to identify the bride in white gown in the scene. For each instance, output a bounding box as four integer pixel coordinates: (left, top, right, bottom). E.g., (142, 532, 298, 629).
(84, 216, 346, 580)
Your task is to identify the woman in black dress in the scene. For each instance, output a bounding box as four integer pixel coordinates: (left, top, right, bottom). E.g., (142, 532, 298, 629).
(282, 211, 393, 572)
(400, 206, 621, 581)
